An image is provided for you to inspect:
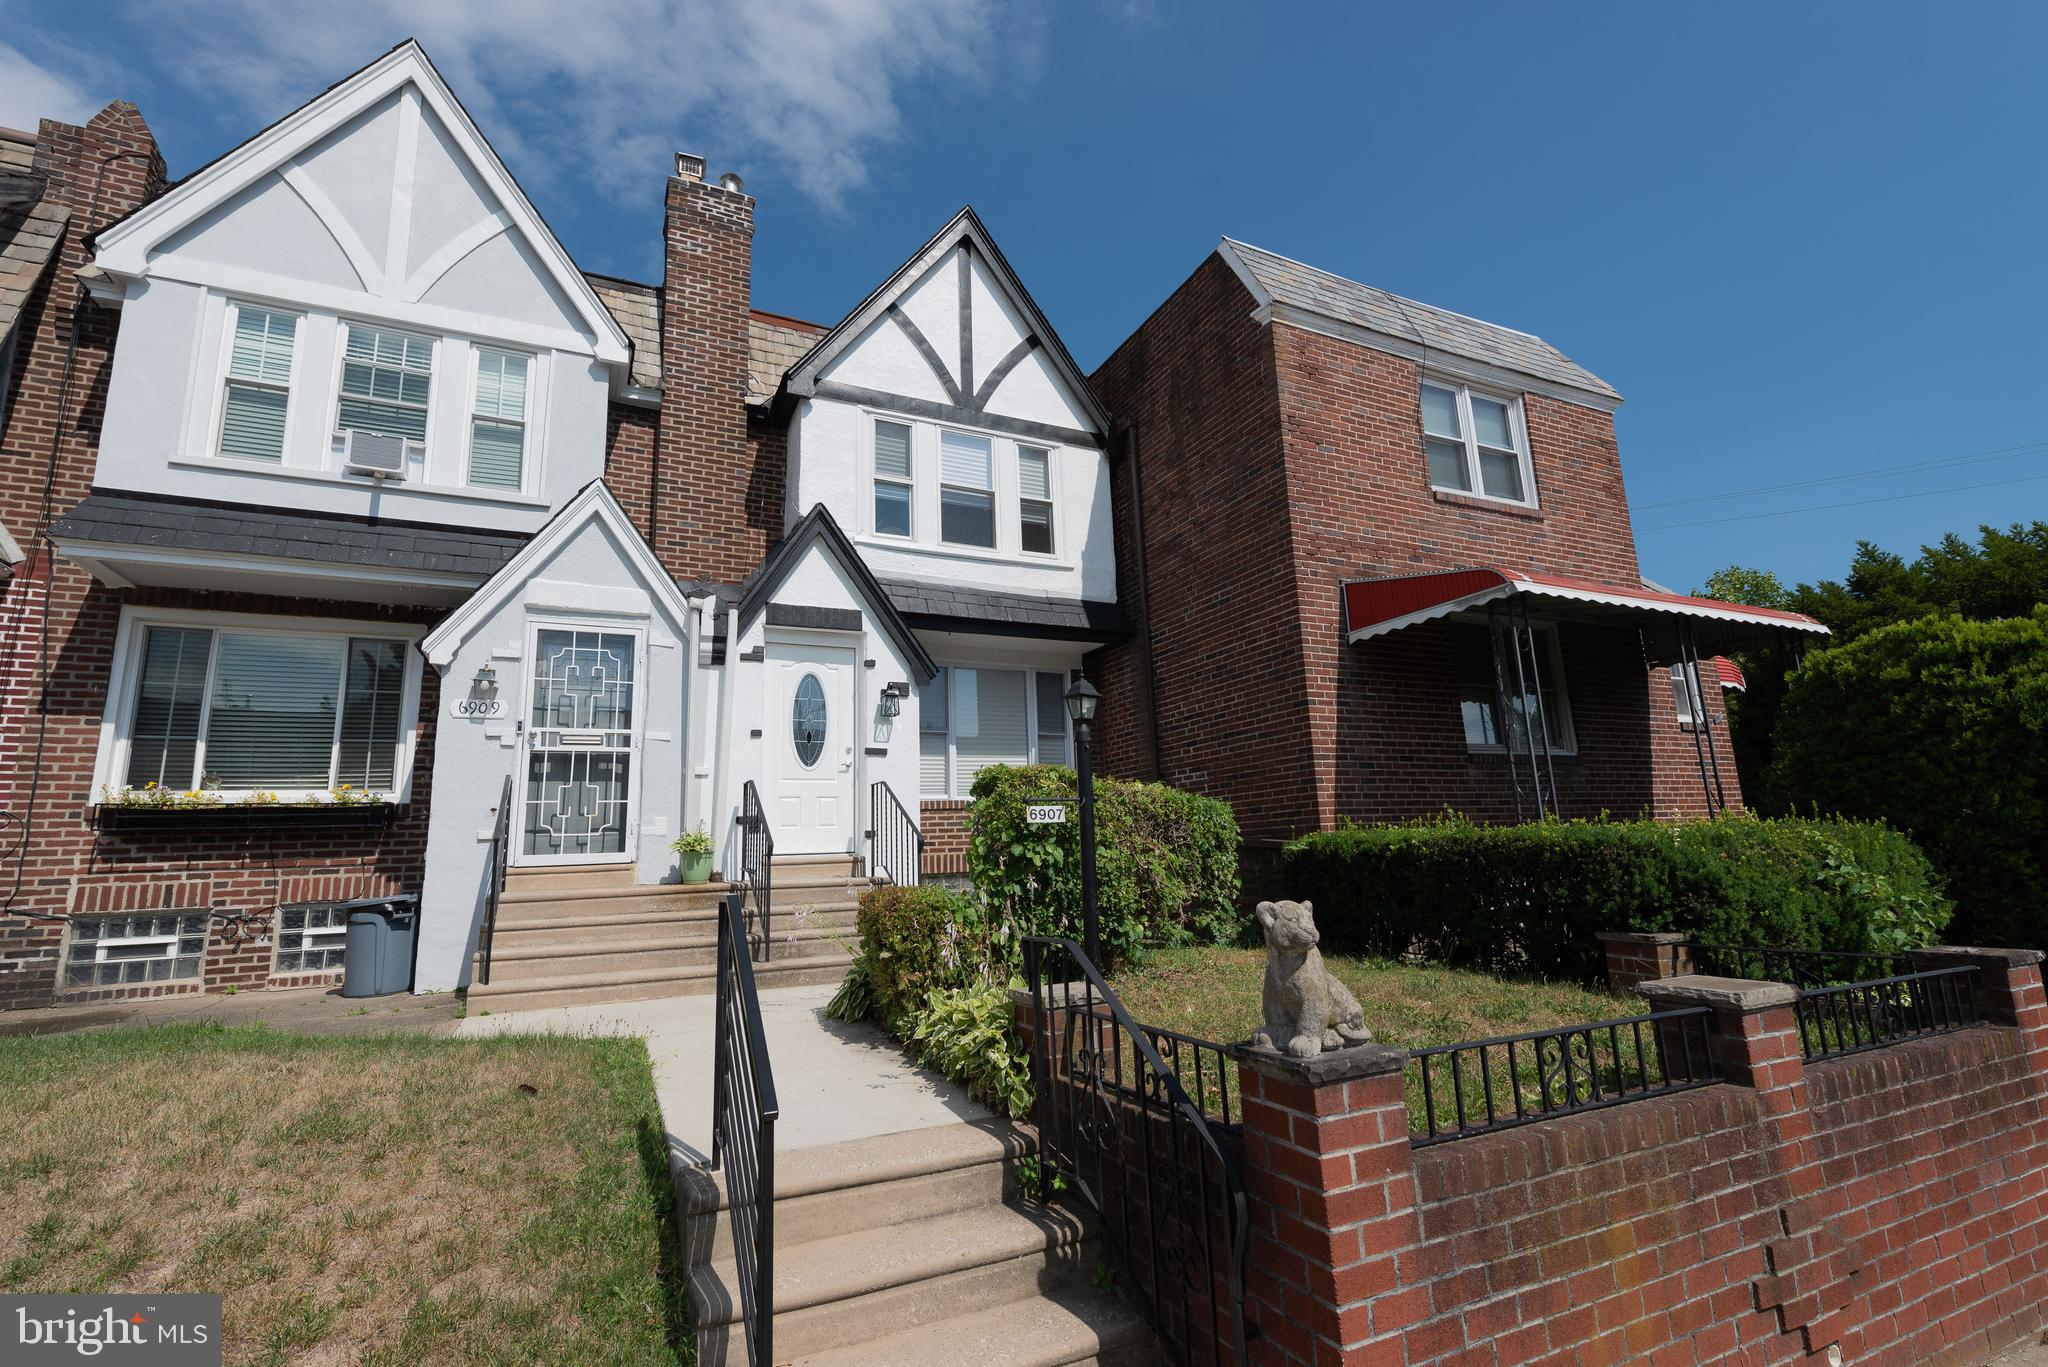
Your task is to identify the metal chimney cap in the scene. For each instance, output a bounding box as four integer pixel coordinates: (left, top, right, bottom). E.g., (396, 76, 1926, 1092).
(674, 152, 706, 182)
(718, 171, 745, 194)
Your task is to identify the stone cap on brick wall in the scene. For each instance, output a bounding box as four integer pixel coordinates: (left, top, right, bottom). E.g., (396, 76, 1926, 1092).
(1229, 1039, 1407, 1086)
(1637, 975, 1797, 1011)
(1910, 945, 2045, 969)
(1597, 930, 1690, 946)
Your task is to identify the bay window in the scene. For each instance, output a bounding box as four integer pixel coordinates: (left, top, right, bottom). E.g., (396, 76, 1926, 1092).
(218, 303, 298, 461)
(1450, 622, 1574, 753)
(939, 430, 996, 547)
(112, 615, 415, 798)
(1421, 380, 1534, 505)
(874, 419, 913, 536)
(919, 665, 1073, 798)
(468, 348, 529, 490)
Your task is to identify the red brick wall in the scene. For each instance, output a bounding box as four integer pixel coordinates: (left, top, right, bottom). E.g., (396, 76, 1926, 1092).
(601, 401, 662, 546)
(918, 799, 970, 877)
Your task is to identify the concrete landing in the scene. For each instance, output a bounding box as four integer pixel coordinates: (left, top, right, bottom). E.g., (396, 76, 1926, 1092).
(455, 980, 991, 1163)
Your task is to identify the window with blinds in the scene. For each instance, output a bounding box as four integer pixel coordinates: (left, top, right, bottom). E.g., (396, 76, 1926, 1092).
(919, 666, 1072, 797)
(1018, 445, 1054, 554)
(469, 349, 528, 490)
(219, 304, 297, 461)
(874, 419, 913, 536)
(939, 430, 995, 547)
(338, 325, 432, 442)
(117, 624, 409, 794)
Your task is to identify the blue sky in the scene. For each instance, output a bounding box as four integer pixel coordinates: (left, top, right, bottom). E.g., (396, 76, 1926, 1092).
(6, 1, 2044, 594)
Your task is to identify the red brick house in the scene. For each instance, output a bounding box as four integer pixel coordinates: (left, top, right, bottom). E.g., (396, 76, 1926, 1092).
(1084, 240, 1823, 862)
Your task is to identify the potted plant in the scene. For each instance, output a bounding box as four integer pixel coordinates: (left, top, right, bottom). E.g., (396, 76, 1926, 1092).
(671, 824, 715, 885)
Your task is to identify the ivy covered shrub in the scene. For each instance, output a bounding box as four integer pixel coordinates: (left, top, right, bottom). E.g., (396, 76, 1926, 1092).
(1280, 813, 1951, 982)
(967, 764, 1243, 968)
(1766, 610, 2048, 951)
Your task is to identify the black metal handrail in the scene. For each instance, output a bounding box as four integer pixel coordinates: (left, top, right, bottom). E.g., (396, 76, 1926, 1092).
(473, 773, 515, 986)
(1685, 942, 1915, 989)
(1410, 1007, 1722, 1146)
(737, 779, 772, 962)
(865, 779, 923, 887)
(1023, 936, 1248, 1366)
(1796, 966, 1982, 1061)
(712, 890, 779, 1366)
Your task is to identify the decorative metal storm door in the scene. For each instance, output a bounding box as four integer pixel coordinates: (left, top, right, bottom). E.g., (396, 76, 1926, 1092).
(522, 626, 641, 861)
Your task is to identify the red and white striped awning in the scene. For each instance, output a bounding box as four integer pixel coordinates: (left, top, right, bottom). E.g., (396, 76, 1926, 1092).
(1707, 656, 1747, 691)
(1340, 567, 1826, 663)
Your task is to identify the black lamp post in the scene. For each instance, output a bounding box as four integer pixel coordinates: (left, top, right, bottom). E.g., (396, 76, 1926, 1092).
(1064, 674, 1103, 966)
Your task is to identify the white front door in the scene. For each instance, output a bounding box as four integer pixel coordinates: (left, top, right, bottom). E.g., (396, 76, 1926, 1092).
(766, 638, 857, 855)
(518, 623, 644, 865)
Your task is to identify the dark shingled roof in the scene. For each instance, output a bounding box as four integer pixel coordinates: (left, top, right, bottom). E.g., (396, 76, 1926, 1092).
(50, 490, 529, 578)
(1224, 238, 1619, 403)
(880, 579, 1134, 642)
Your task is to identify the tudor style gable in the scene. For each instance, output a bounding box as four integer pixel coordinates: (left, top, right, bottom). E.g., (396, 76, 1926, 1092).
(86, 41, 628, 534)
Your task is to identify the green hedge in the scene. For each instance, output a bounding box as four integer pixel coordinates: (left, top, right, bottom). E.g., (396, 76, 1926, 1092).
(1280, 814, 1951, 981)
(1766, 609, 2048, 951)
(967, 764, 1242, 967)
(850, 883, 1007, 1030)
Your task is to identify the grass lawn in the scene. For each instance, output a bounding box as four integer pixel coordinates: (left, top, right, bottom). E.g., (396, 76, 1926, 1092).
(0, 1023, 687, 1366)
(1108, 948, 1656, 1132)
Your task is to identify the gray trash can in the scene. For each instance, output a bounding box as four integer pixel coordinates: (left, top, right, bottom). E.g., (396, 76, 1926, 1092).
(340, 895, 419, 998)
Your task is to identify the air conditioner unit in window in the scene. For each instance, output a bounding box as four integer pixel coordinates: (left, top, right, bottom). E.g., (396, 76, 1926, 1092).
(343, 429, 410, 479)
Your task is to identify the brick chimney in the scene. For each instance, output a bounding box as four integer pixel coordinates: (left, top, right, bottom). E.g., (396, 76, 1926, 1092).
(655, 151, 771, 584)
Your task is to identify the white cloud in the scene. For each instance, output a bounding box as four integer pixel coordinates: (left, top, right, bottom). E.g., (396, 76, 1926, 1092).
(0, 40, 98, 130)
(133, 0, 1042, 211)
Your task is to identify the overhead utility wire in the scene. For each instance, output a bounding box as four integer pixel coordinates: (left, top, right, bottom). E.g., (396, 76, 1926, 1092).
(1637, 439, 2048, 510)
(1644, 471, 2048, 531)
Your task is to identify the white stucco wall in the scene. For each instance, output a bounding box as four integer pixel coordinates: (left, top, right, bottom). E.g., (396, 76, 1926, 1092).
(413, 513, 692, 991)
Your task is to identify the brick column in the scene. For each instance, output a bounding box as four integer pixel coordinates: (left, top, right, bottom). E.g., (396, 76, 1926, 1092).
(1228, 1041, 1421, 1365)
(1637, 975, 1849, 1360)
(1908, 945, 2048, 1030)
(1596, 930, 1693, 990)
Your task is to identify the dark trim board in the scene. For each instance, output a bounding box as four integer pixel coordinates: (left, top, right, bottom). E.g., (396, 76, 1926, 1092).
(767, 603, 862, 632)
(812, 382, 1104, 450)
(736, 503, 940, 683)
(900, 612, 1133, 645)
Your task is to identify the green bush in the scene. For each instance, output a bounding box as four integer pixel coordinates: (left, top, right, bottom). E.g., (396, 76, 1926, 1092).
(967, 764, 1243, 966)
(851, 883, 1009, 1029)
(1280, 813, 1951, 981)
(909, 984, 1034, 1118)
(1766, 609, 2048, 950)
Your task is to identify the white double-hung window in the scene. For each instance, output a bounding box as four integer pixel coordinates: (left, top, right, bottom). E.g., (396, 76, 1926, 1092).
(939, 430, 997, 548)
(1421, 381, 1534, 505)
(1018, 445, 1056, 554)
(918, 666, 1072, 798)
(338, 325, 433, 445)
(468, 348, 530, 490)
(873, 419, 914, 536)
(217, 303, 298, 461)
(114, 616, 414, 798)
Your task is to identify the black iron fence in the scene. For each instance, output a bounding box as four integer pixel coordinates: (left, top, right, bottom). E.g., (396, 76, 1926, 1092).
(1685, 942, 1914, 989)
(737, 779, 772, 962)
(1795, 965, 1982, 1061)
(473, 773, 514, 986)
(712, 890, 779, 1366)
(1022, 936, 1248, 1367)
(1409, 1007, 1723, 1147)
(866, 779, 922, 887)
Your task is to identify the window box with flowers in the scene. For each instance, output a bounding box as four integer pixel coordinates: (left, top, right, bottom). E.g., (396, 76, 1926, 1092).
(94, 782, 398, 832)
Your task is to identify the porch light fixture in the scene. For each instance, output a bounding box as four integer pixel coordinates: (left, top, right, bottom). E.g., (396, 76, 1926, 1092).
(1063, 675, 1101, 725)
(877, 683, 906, 719)
(1065, 673, 1103, 965)
(470, 662, 499, 704)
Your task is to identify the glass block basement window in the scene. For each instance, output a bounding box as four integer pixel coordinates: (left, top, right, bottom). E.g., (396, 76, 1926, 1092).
(276, 904, 349, 973)
(66, 912, 208, 987)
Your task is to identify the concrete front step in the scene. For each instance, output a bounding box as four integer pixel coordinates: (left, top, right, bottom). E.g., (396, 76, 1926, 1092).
(502, 861, 640, 893)
(483, 927, 852, 983)
(489, 906, 858, 950)
(464, 948, 852, 1014)
(691, 1201, 1096, 1362)
(791, 1284, 1160, 1367)
(496, 874, 870, 922)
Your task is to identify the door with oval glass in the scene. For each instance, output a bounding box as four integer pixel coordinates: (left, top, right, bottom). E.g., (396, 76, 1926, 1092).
(766, 639, 856, 854)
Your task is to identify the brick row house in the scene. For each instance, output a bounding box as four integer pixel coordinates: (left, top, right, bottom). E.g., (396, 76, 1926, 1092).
(0, 41, 1816, 1012)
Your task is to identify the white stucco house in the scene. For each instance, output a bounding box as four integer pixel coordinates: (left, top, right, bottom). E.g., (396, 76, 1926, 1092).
(28, 41, 1126, 1010)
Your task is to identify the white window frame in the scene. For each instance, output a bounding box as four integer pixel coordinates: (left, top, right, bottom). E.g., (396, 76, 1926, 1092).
(61, 910, 209, 992)
(1453, 620, 1577, 756)
(465, 344, 534, 493)
(91, 605, 426, 805)
(1671, 662, 1707, 726)
(331, 318, 437, 470)
(274, 902, 350, 975)
(857, 407, 1075, 567)
(212, 299, 302, 463)
(920, 663, 1074, 799)
(1420, 378, 1538, 508)
(937, 426, 998, 550)
(1017, 443, 1057, 557)
(869, 416, 916, 540)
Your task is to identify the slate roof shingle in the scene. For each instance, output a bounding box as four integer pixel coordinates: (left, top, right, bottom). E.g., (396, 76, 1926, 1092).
(0, 199, 69, 343)
(50, 491, 529, 578)
(581, 270, 826, 407)
(1225, 239, 1619, 402)
(880, 579, 1134, 641)
(747, 311, 824, 404)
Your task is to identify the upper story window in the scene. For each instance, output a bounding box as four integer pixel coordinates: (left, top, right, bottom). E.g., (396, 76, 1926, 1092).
(217, 303, 298, 461)
(873, 419, 913, 536)
(1421, 381, 1534, 506)
(468, 348, 530, 491)
(1018, 445, 1055, 554)
(338, 324, 433, 445)
(939, 430, 996, 548)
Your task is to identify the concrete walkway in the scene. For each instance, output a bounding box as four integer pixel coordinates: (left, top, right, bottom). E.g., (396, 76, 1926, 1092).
(456, 981, 991, 1165)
